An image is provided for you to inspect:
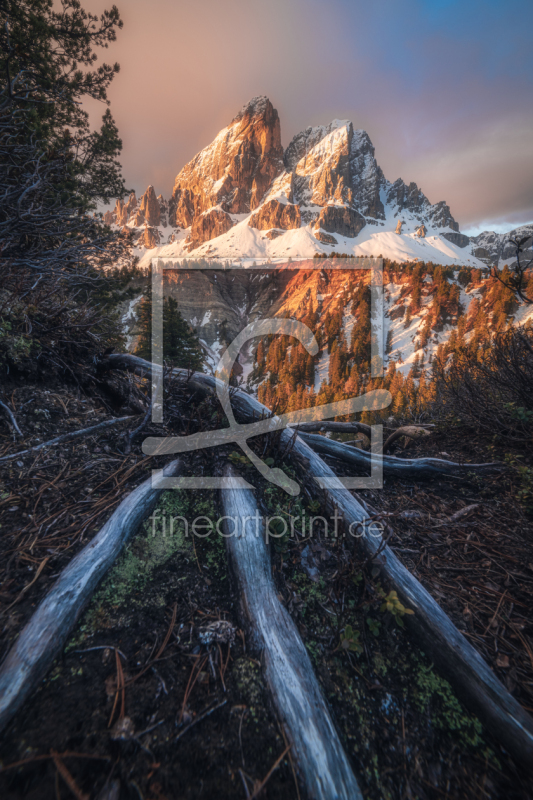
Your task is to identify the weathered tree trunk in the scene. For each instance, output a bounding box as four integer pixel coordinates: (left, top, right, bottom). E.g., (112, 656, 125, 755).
(289, 420, 373, 438)
(0, 459, 181, 735)
(284, 438, 533, 771)
(298, 430, 502, 479)
(103, 353, 533, 770)
(220, 464, 363, 800)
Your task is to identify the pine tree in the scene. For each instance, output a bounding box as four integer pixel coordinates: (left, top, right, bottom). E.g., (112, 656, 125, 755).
(1, 1, 128, 273)
(135, 294, 204, 371)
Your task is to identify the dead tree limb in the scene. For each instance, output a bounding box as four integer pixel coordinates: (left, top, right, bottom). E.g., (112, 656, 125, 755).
(288, 420, 373, 438)
(382, 425, 431, 453)
(124, 366, 164, 455)
(103, 353, 533, 770)
(0, 399, 22, 437)
(0, 459, 181, 735)
(298, 431, 502, 479)
(0, 416, 135, 466)
(101, 355, 500, 479)
(221, 463, 362, 800)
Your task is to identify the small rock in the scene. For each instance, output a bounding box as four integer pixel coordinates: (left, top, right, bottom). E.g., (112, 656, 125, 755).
(300, 545, 320, 582)
(398, 510, 423, 520)
(110, 716, 135, 740)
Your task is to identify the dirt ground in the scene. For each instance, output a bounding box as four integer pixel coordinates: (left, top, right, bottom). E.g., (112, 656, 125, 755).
(1, 378, 533, 799)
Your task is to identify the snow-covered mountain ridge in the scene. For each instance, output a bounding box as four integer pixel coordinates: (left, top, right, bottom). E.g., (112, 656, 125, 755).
(103, 96, 531, 268)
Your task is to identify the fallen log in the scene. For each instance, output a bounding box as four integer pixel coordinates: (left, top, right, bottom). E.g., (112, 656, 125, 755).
(221, 463, 362, 800)
(286, 442, 533, 772)
(298, 431, 502, 479)
(0, 459, 181, 735)
(0, 415, 135, 466)
(104, 353, 533, 770)
(289, 420, 373, 438)
(102, 354, 501, 480)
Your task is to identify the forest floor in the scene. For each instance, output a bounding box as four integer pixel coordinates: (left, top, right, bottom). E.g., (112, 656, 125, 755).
(0, 377, 532, 799)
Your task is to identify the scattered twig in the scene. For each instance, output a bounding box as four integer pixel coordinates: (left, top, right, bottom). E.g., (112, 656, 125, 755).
(239, 768, 251, 799)
(280, 725, 301, 800)
(174, 699, 227, 743)
(248, 744, 291, 800)
(449, 503, 480, 522)
(108, 649, 125, 728)
(0, 399, 22, 437)
(125, 603, 177, 686)
(1, 557, 49, 614)
(239, 706, 247, 766)
(178, 655, 208, 725)
(52, 751, 89, 800)
(124, 370, 162, 454)
(72, 646, 127, 661)
(0, 752, 111, 773)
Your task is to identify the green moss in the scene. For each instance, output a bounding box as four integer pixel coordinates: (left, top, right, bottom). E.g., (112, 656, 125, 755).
(305, 640, 321, 663)
(372, 652, 388, 678)
(414, 662, 484, 748)
(93, 489, 193, 609)
(291, 573, 328, 616)
(233, 658, 263, 708)
(65, 490, 216, 650)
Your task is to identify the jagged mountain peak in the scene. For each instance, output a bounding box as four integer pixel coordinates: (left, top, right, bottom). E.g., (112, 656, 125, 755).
(105, 97, 521, 267)
(168, 96, 284, 244)
(232, 95, 275, 123)
(284, 119, 351, 171)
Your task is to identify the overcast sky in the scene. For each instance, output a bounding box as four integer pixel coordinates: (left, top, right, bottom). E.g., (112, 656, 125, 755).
(85, 0, 533, 235)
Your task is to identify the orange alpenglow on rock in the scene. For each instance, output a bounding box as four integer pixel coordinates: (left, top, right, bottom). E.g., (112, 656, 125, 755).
(142, 227, 159, 249)
(248, 199, 301, 231)
(170, 96, 284, 242)
(139, 185, 161, 227)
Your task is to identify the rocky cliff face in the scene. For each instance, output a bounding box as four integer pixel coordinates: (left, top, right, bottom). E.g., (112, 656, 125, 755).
(191, 208, 234, 247)
(441, 231, 470, 248)
(138, 185, 160, 226)
(278, 121, 385, 221)
(385, 180, 458, 231)
(102, 186, 168, 250)
(259, 114, 458, 237)
(248, 199, 301, 231)
(469, 224, 533, 265)
(314, 205, 366, 238)
(292, 121, 354, 209)
(170, 97, 284, 241)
